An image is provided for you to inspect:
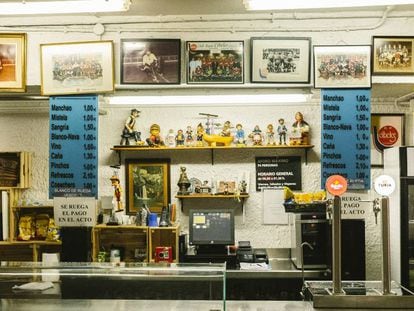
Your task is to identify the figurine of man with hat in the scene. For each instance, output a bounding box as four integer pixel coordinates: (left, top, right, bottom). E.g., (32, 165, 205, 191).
(120, 108, 144, 146)
(110, 173, 123, 211)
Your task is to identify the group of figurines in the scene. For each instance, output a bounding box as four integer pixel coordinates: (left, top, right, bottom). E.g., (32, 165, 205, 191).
(119, 109, 310, 147)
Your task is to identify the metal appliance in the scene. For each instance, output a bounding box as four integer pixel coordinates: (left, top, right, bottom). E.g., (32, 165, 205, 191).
(290, 212, 329, 269)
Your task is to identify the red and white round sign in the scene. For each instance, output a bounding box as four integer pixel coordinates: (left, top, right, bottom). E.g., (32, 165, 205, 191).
(325, 175, 348, 196)
(378, 125, 399, 147)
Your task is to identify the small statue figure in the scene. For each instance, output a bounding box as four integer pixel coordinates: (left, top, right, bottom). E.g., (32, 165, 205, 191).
(120, 109, 144, 146)
(277, 118, 288, 145)
(146, 123, 165, 147)
(234, 123, 246, 146)
(249, 125, 263, 145)
(196, 123, 205, 147)
(110, 173, 123, 211)
(175, 129, 185, 146)
(165, 129, 176, 147)
(238, 180, 248, 194)
(185, 126, 194, 146)
(291, 112, 310, 145)
(220, 121, 232, 137)
(177, 166, 191, 195)
(266, 124, 275, 145)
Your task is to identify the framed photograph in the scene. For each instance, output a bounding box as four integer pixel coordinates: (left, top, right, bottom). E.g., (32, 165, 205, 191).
(125, 159, 170, 215)
(121, 39, 181, 85)
(313, 45, 371, 89)
(0, 33, 26, 92)
(372, 36, 414, 75)
(371, 113, 405, 167)
(186, 41, 244, 84)
(40, 40, 114, 95)
(250, 37, 311, 83)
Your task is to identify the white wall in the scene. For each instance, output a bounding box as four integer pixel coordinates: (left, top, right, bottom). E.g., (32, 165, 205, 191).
(1, 8, 414, 279)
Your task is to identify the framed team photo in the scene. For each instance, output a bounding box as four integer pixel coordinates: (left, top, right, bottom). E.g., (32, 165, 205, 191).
(313, 45, 371, 89)
(0, 33, 26, 92)
(40, 40, 114, 95)
(251, 37, 311, 84)
(186, 41, 244, 84)
(372, 36, 414, 75)
(121, 39, 181, 85)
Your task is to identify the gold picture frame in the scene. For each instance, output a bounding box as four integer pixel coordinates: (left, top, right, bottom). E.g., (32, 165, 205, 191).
(0, 33, 26, 92)
(40, 40, 114, 95)
(125, 159, 171, 215)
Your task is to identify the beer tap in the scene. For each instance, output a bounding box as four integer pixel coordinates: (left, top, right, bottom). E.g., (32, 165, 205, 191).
(359, 198, 380, 224)
(326, 198, 333, 220)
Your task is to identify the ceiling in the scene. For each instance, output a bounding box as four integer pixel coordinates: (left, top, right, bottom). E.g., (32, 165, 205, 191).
(122, 0, 414, 16)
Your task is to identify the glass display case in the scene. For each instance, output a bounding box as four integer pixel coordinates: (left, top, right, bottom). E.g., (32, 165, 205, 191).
(0, 262, 226, 309)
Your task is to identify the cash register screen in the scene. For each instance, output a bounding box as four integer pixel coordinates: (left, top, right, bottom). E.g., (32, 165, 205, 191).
(189, 209, 235, 245)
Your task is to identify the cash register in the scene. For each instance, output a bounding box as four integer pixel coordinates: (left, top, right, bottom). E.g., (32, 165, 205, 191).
(236, 241, 269, 264)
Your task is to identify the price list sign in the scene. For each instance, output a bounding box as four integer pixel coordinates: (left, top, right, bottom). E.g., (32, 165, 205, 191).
(49, 96, 98, 198)
(321, 89, 371, 190)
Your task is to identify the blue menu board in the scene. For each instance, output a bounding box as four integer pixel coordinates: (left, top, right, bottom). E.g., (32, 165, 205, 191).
(321, 89, 371, 190)
(49, 96, 98, 198)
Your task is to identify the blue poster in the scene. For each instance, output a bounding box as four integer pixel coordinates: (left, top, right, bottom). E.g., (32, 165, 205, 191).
(321, 89, 371, 190)
(49, 96, 98, 198)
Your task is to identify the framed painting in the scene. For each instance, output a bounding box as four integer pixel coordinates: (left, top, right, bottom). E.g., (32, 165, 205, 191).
(40, 40, 114, 95)
(121, 38, 181, 85)
(125, 159, 170, 215)
(371, 113, 405, 167)
(372, 36, 414, 75)
(313, 45, 371, 89)
(250, 37, 311, 83)
(0, 33, 26, 92)
(186, 40, 244, 84)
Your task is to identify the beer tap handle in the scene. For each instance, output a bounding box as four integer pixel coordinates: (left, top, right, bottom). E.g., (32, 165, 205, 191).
(326, 199, 333, 220)
(359, 198, 381, 225)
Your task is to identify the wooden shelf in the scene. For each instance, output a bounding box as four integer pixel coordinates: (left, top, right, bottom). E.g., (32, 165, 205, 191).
(94, 224, 147, 230)
(176, 194, 249, 212)
(111, 144, 313, 165)
(0, 240, 61, 246)
(12, 205, 53, 210)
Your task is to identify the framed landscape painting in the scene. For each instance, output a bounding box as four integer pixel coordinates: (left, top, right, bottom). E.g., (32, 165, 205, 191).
(125, 159, 171, 215)
(0, 33, 26, 92)
(372, 36, 414, 75)
(121, 39, 181, 85)
(313, 45, 371, 88)
(251, 37, 311, 83)
(40, 40, 114, 95)
(186, 41, 244, 84)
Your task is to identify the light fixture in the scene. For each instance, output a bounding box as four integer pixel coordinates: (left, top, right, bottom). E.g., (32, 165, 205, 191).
(243, 0, 414, 10)
(108, 94, 309, 106)
(0, 0, 130, 15)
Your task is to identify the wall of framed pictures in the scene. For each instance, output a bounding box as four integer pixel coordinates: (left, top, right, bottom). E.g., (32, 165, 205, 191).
(1, 10, 414, 281)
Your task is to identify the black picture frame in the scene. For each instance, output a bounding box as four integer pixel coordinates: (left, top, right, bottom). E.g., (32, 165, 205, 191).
(250, 37, 311, 84)
(120, 38, 181, 85)
(186, 40, 244, 84)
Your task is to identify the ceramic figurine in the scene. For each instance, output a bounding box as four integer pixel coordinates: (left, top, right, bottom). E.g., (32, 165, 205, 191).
(165, 129, 176, 147)
(220, 120, 232, 137)
(185, 125, 194, 146)
(249, 125, 263, 145)
(175, 129, 185, 146)
(291, 112, 310, 145)
(277, 118, 288, 145)
(234, 123, 246, 146)
(120, 108, 144, 146)
(266, 124, 275, 145)
(110, 173, 123, 211)
(146, 123, 164, 147)
(196, 123, 205, 147)
(177, 166, 191, 195)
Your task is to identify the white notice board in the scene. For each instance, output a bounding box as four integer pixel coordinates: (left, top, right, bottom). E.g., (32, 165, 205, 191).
(262, 188, 288, 225)
(54, 197, 96, 227)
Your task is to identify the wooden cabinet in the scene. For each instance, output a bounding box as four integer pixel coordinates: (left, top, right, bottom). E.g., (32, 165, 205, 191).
(148, 226, 179, 263)
(0, 152, 32, 189)
(92, 225, 149, 262)
(92, 225, 180, 263)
